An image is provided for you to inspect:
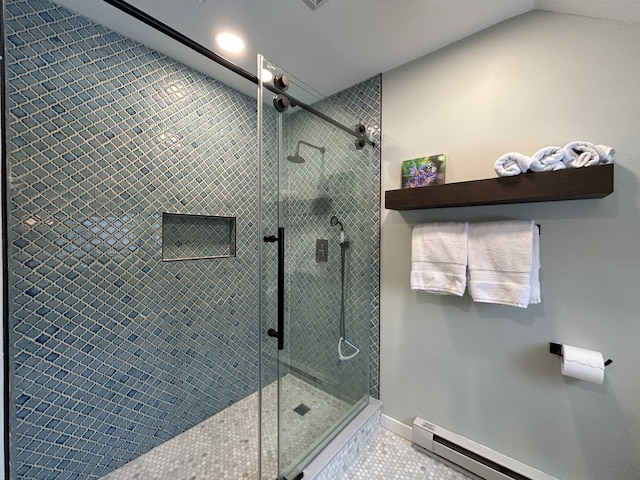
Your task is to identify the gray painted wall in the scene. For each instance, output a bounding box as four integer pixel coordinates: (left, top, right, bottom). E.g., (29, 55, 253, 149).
(380, 11, 640, 480)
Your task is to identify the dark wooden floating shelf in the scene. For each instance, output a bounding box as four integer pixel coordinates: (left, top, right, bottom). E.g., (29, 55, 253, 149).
(385, 164, 614, 210)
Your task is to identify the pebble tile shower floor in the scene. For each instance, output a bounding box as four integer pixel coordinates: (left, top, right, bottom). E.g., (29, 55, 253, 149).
(98, 371, 469, 480)
(100, 374, 349, 480)
(100, 373, 472, 480)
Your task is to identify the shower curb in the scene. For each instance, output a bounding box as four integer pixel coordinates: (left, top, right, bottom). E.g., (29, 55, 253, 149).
(304, 398, 382, 480)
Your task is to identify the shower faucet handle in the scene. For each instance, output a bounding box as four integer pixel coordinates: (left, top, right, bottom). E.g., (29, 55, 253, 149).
(316, 239, 328, 263)
(263, 235, 278, 243)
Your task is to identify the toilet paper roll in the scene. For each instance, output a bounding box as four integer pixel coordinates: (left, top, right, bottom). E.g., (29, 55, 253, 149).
(561, 345, 605, 384)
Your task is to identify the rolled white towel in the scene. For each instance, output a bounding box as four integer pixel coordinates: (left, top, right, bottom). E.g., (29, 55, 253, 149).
(494, 152, 532, 177)
(594, 144, 615, 164)
(529, 146, 567, 172)
(563, 141, 601, 168)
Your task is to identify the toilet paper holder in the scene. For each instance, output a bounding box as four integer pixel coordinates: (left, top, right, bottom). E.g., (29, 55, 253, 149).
(549, 342, 612, 366)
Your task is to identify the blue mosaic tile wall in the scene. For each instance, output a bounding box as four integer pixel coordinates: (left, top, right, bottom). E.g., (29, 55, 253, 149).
(336, 79, 381, 401)
(282, 76, 381, 401)
(5, 0, 278, 477)
(5, 1, 379, 479)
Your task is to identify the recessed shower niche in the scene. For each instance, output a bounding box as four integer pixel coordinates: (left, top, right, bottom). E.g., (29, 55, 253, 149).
(162, 212, 237, 261)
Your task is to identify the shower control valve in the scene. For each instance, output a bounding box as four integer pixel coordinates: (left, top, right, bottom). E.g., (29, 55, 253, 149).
(316, 239, 328, 263)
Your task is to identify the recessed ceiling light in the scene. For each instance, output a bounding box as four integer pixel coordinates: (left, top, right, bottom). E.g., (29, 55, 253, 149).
(215, 32, 245, 54)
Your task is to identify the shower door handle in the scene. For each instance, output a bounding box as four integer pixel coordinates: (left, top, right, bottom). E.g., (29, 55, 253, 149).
(263, 227, 285, 350)
(276, 227, 284, 350)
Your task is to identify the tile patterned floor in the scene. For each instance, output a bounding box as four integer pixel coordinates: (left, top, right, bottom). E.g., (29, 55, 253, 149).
(99, 374, 471, 480)
(339, 427, 474, 480)
(101, 374, 350, 480)
(263, 374, 351, 478)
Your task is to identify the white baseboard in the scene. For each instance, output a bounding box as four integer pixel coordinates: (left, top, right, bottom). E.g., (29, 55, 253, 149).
(380, 414, 412, 441)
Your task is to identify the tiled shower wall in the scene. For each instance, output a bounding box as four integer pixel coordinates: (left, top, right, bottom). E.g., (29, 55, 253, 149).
(282, 79, 381, 401)
(6, 0, 275, 477)
(322, 80, 381, 400)
(4, 1, 380, 479)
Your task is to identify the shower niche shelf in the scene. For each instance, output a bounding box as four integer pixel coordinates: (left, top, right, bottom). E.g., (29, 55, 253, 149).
(385, 164, 614, 210)
(162, 213, 236, 261)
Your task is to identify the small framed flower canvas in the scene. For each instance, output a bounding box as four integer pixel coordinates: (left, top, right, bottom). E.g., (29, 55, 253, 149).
(401, 154, 446, 189)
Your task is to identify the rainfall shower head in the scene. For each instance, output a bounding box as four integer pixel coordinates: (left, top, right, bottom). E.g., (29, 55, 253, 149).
(330, 216, 343, 231)
(286, 153, 305, 163)
(287, 140, 326, 163)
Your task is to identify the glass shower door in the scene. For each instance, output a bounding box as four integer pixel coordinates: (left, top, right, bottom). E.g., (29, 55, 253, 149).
(258, 55, 372, 480)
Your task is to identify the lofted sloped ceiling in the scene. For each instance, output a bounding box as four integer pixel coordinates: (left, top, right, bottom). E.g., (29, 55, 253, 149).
(53, 0, 640, 99)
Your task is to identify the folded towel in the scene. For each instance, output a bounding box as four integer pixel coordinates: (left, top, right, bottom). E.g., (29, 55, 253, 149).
(594, 144, 615, 164)
(467, 220, 539, 308)
(563, 141, 601, 168)
(411, 222, 468, 296)
(529, 146, 567, 172)
(529, 228, 541, 304)
(494, 152, 532, 177)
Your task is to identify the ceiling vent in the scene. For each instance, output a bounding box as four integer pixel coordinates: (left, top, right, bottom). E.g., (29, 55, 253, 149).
(303, 0, 332, 10)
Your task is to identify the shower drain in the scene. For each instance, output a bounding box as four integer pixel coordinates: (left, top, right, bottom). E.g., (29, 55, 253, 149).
(293, 404, 311, 416)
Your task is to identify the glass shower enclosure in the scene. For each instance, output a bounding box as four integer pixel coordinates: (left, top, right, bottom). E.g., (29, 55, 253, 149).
(2, 1, 375, 478)
(258, 56, 373, 479)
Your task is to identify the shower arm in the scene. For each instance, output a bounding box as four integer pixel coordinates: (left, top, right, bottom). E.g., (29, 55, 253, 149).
(295, 141, 326, 155)
(102, 0, 375, 147)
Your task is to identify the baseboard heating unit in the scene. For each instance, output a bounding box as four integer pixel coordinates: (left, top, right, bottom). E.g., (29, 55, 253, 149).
(412, 417, 558, 480)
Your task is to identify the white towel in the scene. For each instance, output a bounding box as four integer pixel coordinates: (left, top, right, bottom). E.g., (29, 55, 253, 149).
(529, 146, 567, 172)
(411, 222, 468, 296)
(594, 144, 615, 164)
(494, 152, 532, 177)
(563, 141, 601, 168)
(468, 220, 539, 308)
(529, 228, 541, 304)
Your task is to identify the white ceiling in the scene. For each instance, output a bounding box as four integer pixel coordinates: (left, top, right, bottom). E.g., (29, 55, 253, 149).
(53, 0, 640, 99)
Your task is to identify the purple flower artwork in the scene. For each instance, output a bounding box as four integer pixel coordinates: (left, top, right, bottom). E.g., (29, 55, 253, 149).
(401, 154, 446, 189)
